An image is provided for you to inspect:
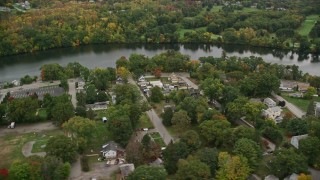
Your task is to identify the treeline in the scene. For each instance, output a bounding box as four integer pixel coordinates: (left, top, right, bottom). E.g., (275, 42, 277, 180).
(0, 0, 320, 56)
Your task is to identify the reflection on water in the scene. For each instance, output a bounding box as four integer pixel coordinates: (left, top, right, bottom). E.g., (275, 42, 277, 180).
(0, 44, 319, 81)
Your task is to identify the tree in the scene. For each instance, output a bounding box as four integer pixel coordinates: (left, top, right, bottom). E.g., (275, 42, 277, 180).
(199, 120, 231, 147)
(270, 148, 308, 178)
(306, 99, 315, 116)
(171, 110, 191, 133)
(163, 142, 190, 174)
(216, 152, 251, 180)
(150, 86, 164, 103)
(299, 136, 320, 166)
(127, 165, 167, 180)
(233, 138, 262, 169)
(180, 130, 201, 152)
(178, 96, 208, 124)
(45, 135, 77, 163)
(116, 56, 129, 68)
(161, 107, 173, 126)
(307, 118, 320, 138)
(304, 87, 317, 99)
(196, 148, 219, 176)
(200, 78, 224, 102)
(231, 126, 260, 144)
(60, 78, 69, 91)
(175, 157, 211, 180)
(125, 140, 144, 167)
(51, 95, 74, 126)
(114, 84, 141, 105)
(76, 91, 86, 107)
(9, 161, 32, 180)
(41, 156, 70, 180)
(7, 97, 39, 123)
(96, 91, 108, 102)
(117, 67, 130, 80)
(75, 106, 87, 117)
(286, 118, 308, 136)
(225, 97, 249, 121)
(85, 84, 96, 104)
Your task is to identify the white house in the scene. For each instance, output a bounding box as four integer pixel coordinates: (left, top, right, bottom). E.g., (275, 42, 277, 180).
(138, 76, 145, 82)
(101, 141, 124, 159)
(149, 81, 163, 88)
(262, 106, 282, 120)
(264, 98, 276, 108)
(290, 134, 308, 149)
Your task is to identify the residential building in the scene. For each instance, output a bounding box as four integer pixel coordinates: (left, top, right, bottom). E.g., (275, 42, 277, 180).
(280, 80, 310, 92)
(169, 73, 179, 84)
(263, 98, 276, 108)
(101, 141, 125, 159)
(290, 134, 308, 149)
(262, 106, 282, 120)
(315, 102, 320, 117)
(149, 80, 163, 88)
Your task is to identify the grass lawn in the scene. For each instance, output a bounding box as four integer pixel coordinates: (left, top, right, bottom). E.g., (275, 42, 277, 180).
(281, 93, 320, 112)
(95, 109, 108, 121)
(149, 132, 166, 147)
(32, 140, 49, 153)
(296, 15, 319, 36)
(136, 113, 154, 130)
(37, 108, 48, 120)
(0, 129, 63, 168)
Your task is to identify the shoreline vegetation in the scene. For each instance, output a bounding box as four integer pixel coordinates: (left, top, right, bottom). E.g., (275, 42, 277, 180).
(0, 0, 319, 57)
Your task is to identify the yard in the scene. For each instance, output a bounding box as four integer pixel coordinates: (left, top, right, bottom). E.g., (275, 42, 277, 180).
(296, 15, 319, 36)
(0, 129, 63, 168)
(88, 121, 112, 153)
(136, 113, 154, 130)
(149, 132, 166, 147)
(281, 93, 320, 112)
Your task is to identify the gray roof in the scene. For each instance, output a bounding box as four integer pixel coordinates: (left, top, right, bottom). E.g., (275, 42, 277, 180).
(119, 164, 135, 177)
(101, 141, 123, 152)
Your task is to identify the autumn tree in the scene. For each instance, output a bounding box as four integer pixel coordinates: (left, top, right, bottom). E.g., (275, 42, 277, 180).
(180, 130, 201, 152)
(199, 120, 231, 147)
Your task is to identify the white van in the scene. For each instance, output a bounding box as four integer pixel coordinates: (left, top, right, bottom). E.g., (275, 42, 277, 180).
(7, 122, 15, 129)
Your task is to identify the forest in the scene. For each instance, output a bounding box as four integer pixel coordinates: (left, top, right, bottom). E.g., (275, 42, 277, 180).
(0, 0, 320, 56)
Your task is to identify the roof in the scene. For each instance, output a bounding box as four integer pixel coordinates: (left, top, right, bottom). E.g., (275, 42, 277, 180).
(263, 106, 282, 114)
(264, 175, 279, 180)
(119, 164, 135, 177)
(291, 134, 308, 149)
(150, 158, 163, 166)
(264, 98, 276, 105)
(101, 141, 123, 152)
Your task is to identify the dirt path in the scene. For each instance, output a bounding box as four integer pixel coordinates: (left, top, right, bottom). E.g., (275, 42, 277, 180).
(0, 122, 58, 137)
(22, 141, 46, 157)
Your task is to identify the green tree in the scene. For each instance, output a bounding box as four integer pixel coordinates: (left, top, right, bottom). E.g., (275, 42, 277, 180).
(175, 157, 211, 180)
(286, 118, 308, 136)
(114, 84, 141, 105)
(51, 95, 74, 126)
(196, 148, 219, 176)
(85, 84, 96, 104)
(171, 110, 191, 133)
(150, 86, 164, 103)
(53, 162, 71, 180)
(96, 91, 108, 102)
(304, 87, 317, 99)
(7, 97, 39, 123)
(199, 120, 231, 147)
(161, 107, 173, 126)
(308, 118, 320, 138)
(200, 78, 224, 102)
(60, 78, 69, 91)
(127, 165, 167, 180)
(216, 152, 251, 180)
(125, 140, 144, 167)
(76, 91, 86, 107)
(233, 138, 262, 169)
(75, 106, 87, 118)
(299, 136, 320, 166)
(45, 135, 77, 163)
(226, 97, 249, 121)
(180, 130, 201, 152)
(178, 96, 208, 124)
(116, 56, 129, 68)
(163, 142, 190, 174)
(9, 161, 32, 180)
(41, 156, 69, 180)
(231, 126, 260, 144)
(270, 148, 308, 178)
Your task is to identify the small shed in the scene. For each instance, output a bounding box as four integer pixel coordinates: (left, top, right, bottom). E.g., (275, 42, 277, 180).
(102, 117, 107, 123)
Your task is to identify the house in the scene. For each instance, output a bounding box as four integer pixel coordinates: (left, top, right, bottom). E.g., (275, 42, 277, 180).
(264, 175, 279, 180)
(290, 134, 308, 149)
(101, 141, 125, 159)
(262, 106, 282, 120)
(119, 164, 135, 179)
(284, 173, 298, 180)
(76, 81, 85, 93)
(85, 102, 107, 111)
(264, 98, 276, 108)
(315, 102, 320, 117)
(280, 80, 310, 92)
(11, 80, 20, 86)
(169, 73, 179, 84)
(149, 81, 163, 88)
(116, 77, 124, 84)
(138, 75, 145, 82)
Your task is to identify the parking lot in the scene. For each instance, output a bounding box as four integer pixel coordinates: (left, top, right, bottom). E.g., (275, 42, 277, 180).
(10, 86, 65, 100)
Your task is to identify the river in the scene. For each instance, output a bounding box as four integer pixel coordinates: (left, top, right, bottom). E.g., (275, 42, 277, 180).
(0, 44, 319, 82)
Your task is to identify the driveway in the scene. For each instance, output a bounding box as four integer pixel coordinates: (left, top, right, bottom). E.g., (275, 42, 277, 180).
(67, 79, 77, 107)
(0, 122, 57, 137)
(22, 141, 46, 157)
(128, 76, 174, 145)
(272, 92, 305, 118)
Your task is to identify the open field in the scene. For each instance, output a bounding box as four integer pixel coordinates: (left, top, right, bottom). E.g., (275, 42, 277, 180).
(296, 15, 319, 36)
(0, 129, 63, 168)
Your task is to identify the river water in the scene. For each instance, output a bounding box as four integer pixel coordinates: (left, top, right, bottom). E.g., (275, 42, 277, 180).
(0, 44, 319, 82)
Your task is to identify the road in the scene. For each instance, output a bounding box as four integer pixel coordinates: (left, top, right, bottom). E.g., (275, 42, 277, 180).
(271, 92, 305, 118)
(67, 79, 77, 107)
(128, 76, 173, 145)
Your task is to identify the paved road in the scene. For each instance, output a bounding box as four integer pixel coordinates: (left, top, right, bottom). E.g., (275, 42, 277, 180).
(67, 79, 77, 107)
(0, 122, 57, 137)
(272, 92, 305, 118)
(22, 141, 46, 157)
(128, 76, 173, 145)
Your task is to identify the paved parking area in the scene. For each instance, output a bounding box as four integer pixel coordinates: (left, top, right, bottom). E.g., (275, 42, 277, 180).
(10, 86, 65, 100)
